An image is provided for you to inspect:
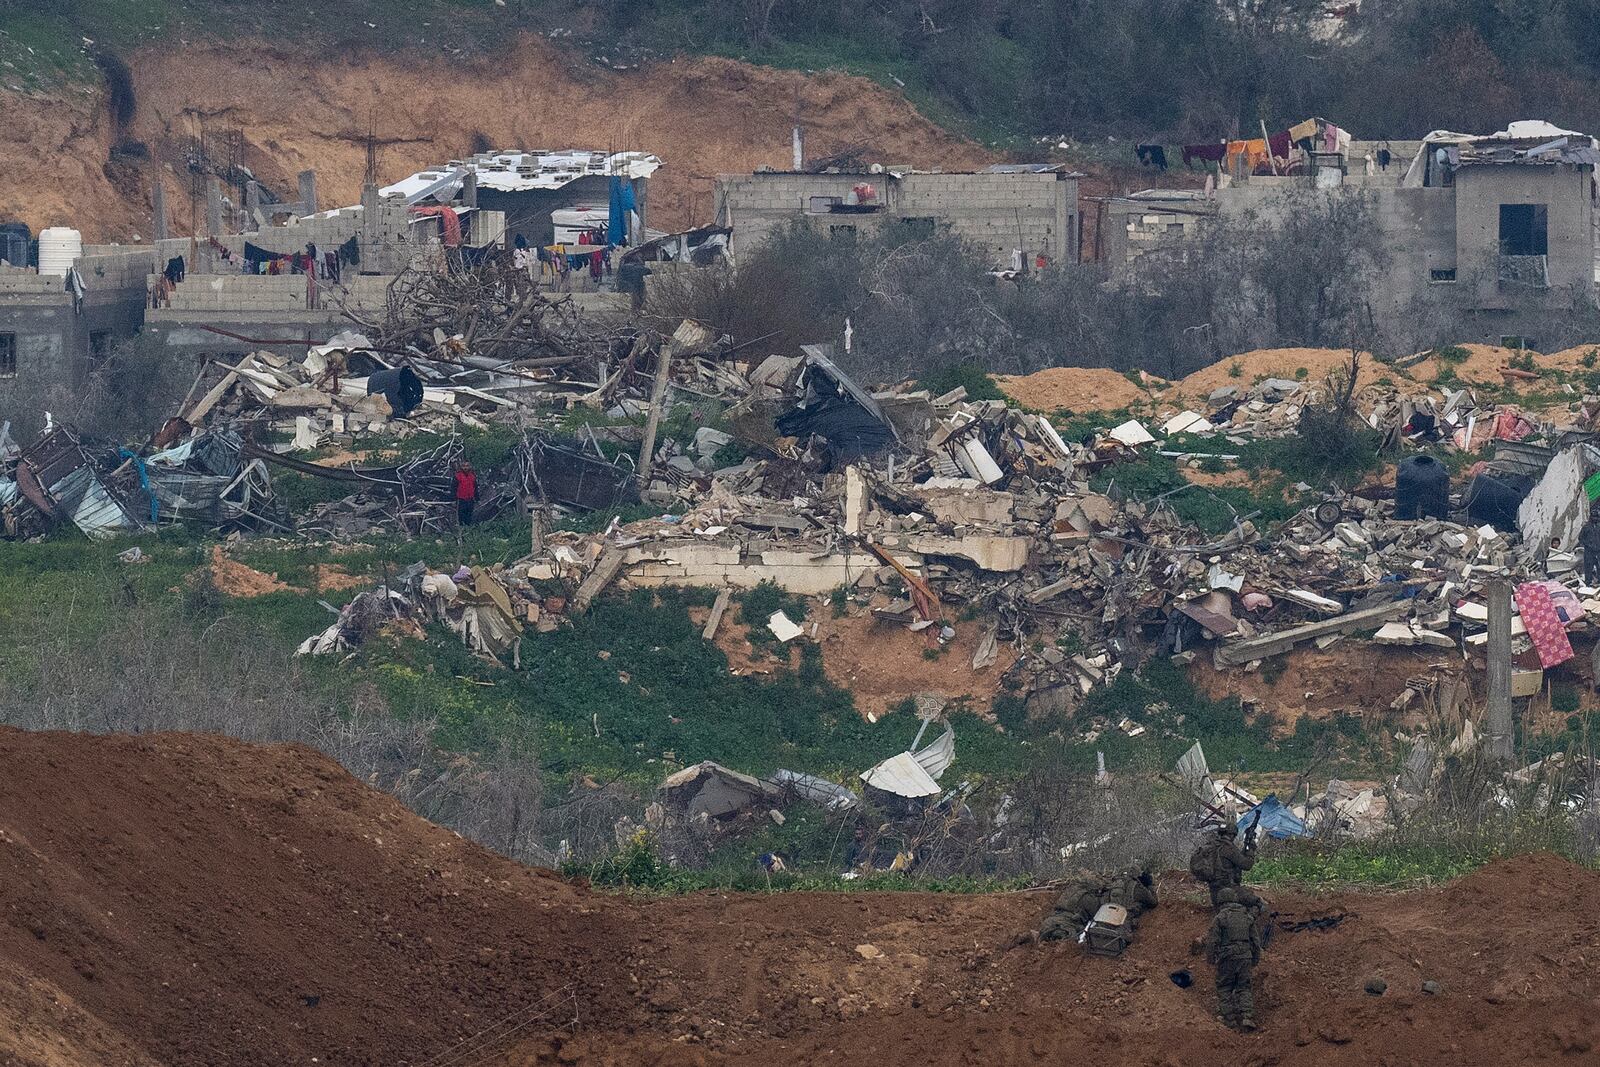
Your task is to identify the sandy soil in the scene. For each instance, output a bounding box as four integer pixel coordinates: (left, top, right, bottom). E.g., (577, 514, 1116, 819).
(1175, 347, 1383, 400)
(1, 728, 1596, 1067)
(813, 611, 1016, 718)
(993, 367, 1151, 413)
(208, 545, 298, 596)
(1188, 646, 1459, 733)
(0, 35, 990, 242)
(1409, 343, 1526, 385)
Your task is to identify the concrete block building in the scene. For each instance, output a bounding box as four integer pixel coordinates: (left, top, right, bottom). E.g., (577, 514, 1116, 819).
(714, 164, 1080, 270)
(1098, 122, 1599, 347)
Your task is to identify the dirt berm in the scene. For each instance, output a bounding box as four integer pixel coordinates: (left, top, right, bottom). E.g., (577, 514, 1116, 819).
(0, 729, 1596, 1066)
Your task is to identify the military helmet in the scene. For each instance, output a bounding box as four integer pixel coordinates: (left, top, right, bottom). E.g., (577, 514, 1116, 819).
(1215, 887, 1240, 905)
(1218, 818, 1239, 835)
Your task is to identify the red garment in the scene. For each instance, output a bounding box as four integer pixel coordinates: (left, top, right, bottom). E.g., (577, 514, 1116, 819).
(412, 205, 463, 247)
(454, 469, 477, 501)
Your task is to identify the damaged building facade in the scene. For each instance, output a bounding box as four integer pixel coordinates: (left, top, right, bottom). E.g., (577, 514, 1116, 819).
(1100, 122, 1599, 346)
(0, 149, 659, 420)
(714, 163, 1080, 271)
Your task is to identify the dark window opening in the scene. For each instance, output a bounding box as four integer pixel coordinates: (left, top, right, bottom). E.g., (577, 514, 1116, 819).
(807, 196, 841, 214)
(0, 333, 15, 378)
(1501, 335, 1535, 351)
(89, 331, 112, 362)
(898, 216, 936, 239)
(1499, 204, 1548, 256)
(1429, 268, 1457, 282)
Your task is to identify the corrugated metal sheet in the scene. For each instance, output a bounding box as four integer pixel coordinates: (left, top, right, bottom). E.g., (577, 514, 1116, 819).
(48, 465, 139, 540)
(912, 726, 956, 780)
(860, 752, 942, 798)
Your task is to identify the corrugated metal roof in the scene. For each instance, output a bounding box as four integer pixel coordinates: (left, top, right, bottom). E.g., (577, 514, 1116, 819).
(382, 150, 662, 202)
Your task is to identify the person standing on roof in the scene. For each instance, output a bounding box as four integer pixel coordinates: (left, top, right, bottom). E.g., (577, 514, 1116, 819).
(453, 460, 478, 527)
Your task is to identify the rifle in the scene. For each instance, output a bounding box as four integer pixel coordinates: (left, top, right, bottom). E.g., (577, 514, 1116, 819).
(1242, 809, 1263, 852)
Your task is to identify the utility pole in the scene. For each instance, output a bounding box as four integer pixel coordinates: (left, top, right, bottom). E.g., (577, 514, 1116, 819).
(1486, 579, 1514, 761)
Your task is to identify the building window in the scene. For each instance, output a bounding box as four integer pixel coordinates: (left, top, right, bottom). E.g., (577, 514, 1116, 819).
(829, 224, 857, 240)
(89, 331, 112, 362)
(898, 217, 936, 239)
(807, 196, 842, 214)
(1498, 204, 1548, 256)
(1501, 335, 1535, 351)
(1429, 268, 1457, 283)
(0, 333, 15, 378)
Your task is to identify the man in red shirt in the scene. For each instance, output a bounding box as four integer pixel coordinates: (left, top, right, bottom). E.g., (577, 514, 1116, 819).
(453, 460, 478, 526)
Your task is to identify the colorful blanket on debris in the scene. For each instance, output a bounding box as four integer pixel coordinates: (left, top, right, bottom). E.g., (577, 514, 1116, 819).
(1515, 581, 1574, 669)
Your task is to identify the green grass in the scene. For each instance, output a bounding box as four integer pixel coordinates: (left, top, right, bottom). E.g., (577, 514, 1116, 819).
(1251, 841, 1539, 889)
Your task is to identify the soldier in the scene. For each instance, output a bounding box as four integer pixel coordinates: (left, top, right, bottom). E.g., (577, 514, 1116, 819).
(1189, 818, 1257, 905)
(1205, 887, 1263, 1031)
(1104, 864, 1159, 928)
(1234, 885, 1272, 946)
(1039, 874, 1106, 942)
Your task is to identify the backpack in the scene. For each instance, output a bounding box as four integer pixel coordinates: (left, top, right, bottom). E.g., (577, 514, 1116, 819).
(1190, 838, 1222, 883)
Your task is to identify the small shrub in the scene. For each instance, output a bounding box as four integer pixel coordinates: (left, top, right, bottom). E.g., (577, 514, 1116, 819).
(1435, 345, 1470, 365)
(1582, 348, 1598, 369)
(1227, 361, 1243, 378)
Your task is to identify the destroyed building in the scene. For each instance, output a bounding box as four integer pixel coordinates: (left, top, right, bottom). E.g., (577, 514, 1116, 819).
(0, 149, 661, 408)
(715, 162, 1080, 271)
(1099, 120, 1599, 347)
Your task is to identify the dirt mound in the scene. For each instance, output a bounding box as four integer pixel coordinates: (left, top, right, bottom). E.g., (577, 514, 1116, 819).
(1409, 342, 1526, 385)
(0, 728, 630, 1067)
(1541, 343, 1600, 371)
(209, 545, 298, 596)
(0, 36, 990, 242)
(3, 729, 1598, 1066)
(993, 367, 1149, 412)
(1176, 347, 1383, 400)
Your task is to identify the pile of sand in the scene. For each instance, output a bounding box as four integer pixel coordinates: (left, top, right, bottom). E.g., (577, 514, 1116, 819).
(993, 367, 1148, 412)
(1176, 347, 1384, 399)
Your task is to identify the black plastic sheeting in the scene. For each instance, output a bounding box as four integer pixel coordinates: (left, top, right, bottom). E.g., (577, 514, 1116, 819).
(1463, 471, 1533, 531)
(1395, 454, 1450, 520)
(775, 396, 896, 461)
(366, 366, 424, 417)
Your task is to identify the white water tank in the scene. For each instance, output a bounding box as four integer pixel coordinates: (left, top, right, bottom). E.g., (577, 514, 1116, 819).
(37, 226, 82, 277)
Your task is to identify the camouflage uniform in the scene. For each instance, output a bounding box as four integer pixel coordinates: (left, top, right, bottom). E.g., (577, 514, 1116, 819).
(1039, 877, 1105, 942)
(1189, 823, 1256, 905)
(1103, 867, 1159, 928)
(1234, 885, 1272, 947)
(1205, 888, 1263, 1030)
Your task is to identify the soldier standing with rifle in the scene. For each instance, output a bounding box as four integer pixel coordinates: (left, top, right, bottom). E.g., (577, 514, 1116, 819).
(1189, 809, 1260, 906)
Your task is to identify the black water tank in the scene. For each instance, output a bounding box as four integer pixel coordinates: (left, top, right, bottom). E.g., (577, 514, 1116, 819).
(1395, 454, 1450, 520)
(0, 222, 30, 267)
(1463, 472, 1533, 531)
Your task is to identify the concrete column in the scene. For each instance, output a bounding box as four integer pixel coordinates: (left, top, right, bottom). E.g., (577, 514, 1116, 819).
(298, 170, 318, 216)
(463, 169, 478, 209)
(205, 178, 223, 236)
(633, 176, 648, 238)
(1486, 579, 1514, 761)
